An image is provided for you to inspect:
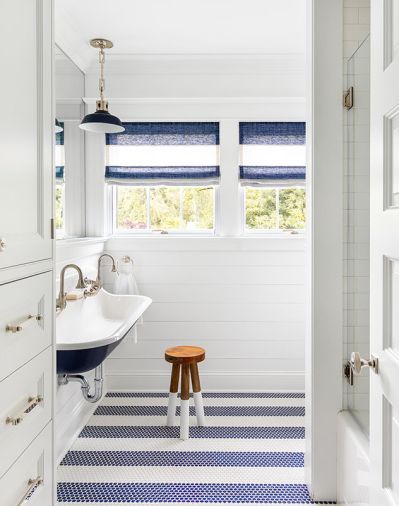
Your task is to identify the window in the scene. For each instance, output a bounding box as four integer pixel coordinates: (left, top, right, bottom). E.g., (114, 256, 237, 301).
(55, 123, 65, 235)
(115, 186, 214, 231)
(106, 122, 219, 234)
(239, 122, 306, 232)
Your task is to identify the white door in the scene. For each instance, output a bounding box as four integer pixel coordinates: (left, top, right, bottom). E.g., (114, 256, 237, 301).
(0, 0, 53, 269)
(370, 1, 399, 504)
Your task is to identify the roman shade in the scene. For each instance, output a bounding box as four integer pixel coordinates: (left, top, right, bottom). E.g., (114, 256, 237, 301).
(105, 122, 220, 186)
(239, 122, 306, 186)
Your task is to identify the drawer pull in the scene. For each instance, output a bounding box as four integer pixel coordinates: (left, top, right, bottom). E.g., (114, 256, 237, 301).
(6, 395, 43, 426)
(6, 314, 43, 334)
(0, 238, 5, 252)
(17, 476, 43, 505)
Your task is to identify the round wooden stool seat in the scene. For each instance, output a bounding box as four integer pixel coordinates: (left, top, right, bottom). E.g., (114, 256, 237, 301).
(165, 346, 205, 365)
(164, 345, 206, 440)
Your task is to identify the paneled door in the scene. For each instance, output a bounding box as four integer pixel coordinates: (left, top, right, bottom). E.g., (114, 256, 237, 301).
(370, 1, 399, 504)
(0, 0, 53, 269)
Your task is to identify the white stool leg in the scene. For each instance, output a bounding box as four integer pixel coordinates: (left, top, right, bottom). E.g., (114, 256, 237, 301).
(167, 363, 180, 427)
(190, 362, 206, 427)
(193, 391, 206, 426)
(167, 392, 178, 426)
(180, 364, 190, 440)
(180, 399, 190, 440)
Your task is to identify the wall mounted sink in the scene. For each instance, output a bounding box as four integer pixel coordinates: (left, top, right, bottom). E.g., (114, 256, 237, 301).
(56, 289, 152, 374)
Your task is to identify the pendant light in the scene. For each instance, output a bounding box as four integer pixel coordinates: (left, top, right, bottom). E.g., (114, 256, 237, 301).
(55, 119, 64, 133)
(80, 39, 124, 134)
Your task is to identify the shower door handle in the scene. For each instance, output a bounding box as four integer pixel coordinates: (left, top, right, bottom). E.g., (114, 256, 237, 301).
(350, 351, 379, 375)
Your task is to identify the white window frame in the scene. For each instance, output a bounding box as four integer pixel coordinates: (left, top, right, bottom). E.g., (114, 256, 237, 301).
(111, 184, 218, 236)
(243, 182, 306, 235)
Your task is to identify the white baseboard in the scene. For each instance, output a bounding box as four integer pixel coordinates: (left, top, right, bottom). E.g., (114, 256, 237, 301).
(106, 370, 305, 391)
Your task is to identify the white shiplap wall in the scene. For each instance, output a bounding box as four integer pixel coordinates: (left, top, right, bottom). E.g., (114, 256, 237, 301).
(104, 236, 306, 391)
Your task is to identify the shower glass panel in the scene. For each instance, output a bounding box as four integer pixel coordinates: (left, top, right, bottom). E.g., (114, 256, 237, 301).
(344, 35, 370, 436)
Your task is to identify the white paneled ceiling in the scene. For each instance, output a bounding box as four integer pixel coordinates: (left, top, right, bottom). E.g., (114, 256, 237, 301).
(55, 0, 306, 71)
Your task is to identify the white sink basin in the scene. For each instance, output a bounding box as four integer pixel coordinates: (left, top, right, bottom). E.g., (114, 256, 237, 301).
(56, 289, 152, 351)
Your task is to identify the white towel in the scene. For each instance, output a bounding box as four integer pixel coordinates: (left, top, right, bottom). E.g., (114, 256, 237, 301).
(113, 256, 141, 344)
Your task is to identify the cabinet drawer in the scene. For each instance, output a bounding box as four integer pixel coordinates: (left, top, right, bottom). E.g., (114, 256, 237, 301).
(0, 272, 52, 381)
(0, 347, 52, 478)
(0, 422, 53, 506)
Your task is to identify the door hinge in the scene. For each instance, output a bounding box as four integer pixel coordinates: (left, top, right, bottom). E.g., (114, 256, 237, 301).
(50, 218, 55, 239)
(344, 86, 354, 110)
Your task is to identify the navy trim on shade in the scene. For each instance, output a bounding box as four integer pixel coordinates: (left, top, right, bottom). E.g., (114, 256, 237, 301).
(239, 122, 305, 145)
(106, 122, 220, 145)
(55, 166, 64, 180)
(105, 166, 220, 181)
(56, 122, 64, 145)
(240, 166, 306, 181)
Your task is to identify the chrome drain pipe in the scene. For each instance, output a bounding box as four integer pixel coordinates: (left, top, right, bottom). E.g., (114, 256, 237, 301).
(58, 363, 104, 403)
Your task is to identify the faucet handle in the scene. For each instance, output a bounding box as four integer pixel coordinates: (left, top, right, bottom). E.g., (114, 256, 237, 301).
(76, 279, 87, 289)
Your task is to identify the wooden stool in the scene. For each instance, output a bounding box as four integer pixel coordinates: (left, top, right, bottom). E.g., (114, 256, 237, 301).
(165, 346, 205, 440)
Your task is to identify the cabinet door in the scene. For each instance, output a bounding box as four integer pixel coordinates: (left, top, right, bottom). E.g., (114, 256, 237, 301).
(0, 0, 53, 269)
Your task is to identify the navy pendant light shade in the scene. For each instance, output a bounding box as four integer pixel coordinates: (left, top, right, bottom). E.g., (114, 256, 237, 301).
(80, 109, 124, 134)
(79, 38, 124, 134)
(55, 118, 64, 133)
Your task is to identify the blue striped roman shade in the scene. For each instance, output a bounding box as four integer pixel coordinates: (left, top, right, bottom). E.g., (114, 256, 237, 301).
(105, 122, 220, 186)
(239, 122, 306, 185)
(55, 122, 65, 183)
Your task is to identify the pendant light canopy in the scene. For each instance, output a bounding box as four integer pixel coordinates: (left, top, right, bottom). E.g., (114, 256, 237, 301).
(80, 39, 124, 134)
(55, 118, 64, 133)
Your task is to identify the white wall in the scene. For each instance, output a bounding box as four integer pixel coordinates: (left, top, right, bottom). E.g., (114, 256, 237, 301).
(305, 0, 343, 500)
(82, 52, 308, 394)
(55, 239, 105, 463)
(104, 237, 306, 391)
(84, 55, 305, 102)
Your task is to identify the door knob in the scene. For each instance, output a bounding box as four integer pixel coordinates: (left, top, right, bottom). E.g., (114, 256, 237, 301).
(350, 351, 379, 375)
(0, 238, 5, 252)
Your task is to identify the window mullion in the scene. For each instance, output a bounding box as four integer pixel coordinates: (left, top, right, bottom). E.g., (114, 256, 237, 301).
(219, 120, 241, 236)
(146, 187, 150, 230)
(180, 187, 183, 229)
(276, 187, 280, 231)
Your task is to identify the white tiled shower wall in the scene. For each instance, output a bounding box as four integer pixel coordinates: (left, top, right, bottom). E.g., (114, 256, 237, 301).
(338, 2, 371, 504)
(342, 0, 370, 422)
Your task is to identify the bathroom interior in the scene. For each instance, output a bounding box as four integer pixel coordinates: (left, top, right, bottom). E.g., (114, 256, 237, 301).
(2, 0, 394, 505)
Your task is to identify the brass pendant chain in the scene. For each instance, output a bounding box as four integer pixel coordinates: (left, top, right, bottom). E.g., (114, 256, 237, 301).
(99, 45, 105, 102)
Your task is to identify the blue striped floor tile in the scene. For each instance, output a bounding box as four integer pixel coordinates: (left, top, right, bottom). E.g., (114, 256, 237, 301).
(106, 392, 305, 399)
(94, 405, 305, 417)
(57, 482, 335, 504)
(58, 392, 336, 505)
(61, 450, 304, 468)
(79, 425, 305, 440)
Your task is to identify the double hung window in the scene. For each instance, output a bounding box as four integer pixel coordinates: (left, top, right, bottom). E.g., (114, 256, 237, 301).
(106, 122, 220, 233)
(239, 122, 306, 232)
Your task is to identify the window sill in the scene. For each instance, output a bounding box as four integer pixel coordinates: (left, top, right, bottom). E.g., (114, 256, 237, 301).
(56, 236, 108, 248)
(106, 234, 306, 252)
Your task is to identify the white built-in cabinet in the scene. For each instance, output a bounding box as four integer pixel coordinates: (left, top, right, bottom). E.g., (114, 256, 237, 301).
(0, 1, 55, 505)
(0, 0, 53, 270)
